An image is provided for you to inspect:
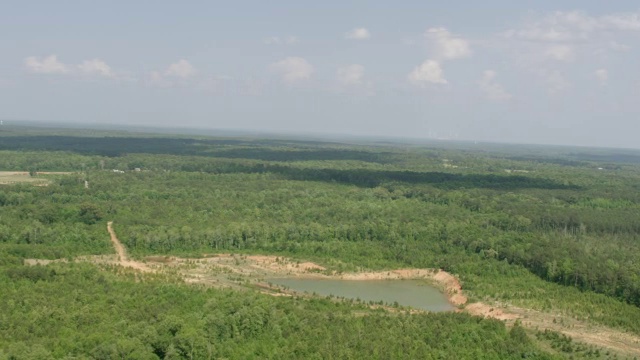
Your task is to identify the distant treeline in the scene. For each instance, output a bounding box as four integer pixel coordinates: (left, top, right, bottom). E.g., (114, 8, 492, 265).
(0, 135, 391, 163)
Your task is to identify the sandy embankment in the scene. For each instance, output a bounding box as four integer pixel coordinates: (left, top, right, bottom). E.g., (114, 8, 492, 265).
(159, 254, 468, 309)
(335, 269, 467, 307)
(244, 260, 515, 321)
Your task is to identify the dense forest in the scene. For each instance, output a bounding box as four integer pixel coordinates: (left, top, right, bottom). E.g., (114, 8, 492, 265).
(2, 124, 640, 358)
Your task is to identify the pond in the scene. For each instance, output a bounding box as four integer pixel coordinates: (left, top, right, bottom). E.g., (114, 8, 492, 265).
(267, 278, 454, 312)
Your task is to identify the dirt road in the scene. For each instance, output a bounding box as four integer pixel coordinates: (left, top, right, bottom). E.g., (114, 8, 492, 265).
(107, 221, 127, 262)
(106, 221, 152, 272)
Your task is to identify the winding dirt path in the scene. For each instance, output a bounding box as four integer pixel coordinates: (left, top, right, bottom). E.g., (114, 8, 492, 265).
(107, 221, 127, 262)
(106, 221, 152, 272)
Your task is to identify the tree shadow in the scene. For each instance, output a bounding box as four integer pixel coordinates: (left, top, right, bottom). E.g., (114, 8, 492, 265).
(223, 165, 579, 190)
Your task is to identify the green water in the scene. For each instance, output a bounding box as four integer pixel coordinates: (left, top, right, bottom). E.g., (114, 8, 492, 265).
(268, 278, 454, 312)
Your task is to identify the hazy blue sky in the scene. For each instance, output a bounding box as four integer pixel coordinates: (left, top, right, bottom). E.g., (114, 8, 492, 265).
(2, 1, 640, 148)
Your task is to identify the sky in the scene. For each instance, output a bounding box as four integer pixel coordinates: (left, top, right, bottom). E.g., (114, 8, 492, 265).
(1, 1, 640, 148)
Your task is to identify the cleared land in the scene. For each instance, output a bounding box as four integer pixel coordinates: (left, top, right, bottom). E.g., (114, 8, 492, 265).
(26, 220, 640, 358)
(0, 171, 72, 185)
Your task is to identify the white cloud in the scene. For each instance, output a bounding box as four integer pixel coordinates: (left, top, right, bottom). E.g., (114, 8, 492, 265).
(148, 59, 197, 86)
(610, 41, 631, 52)
(408, 60, 447, 86)
(77, 59, 114, 77)
(595, 68, 609, 85)
(24, 55, 68, 74)
(264, 35, 299, 45)
(345, 28, 371, 40)
(545, 11, 598, 34)
(264, 37, 281, 45)
(425, 27, 471, 60)
(503, 28, 574, 42)
(165, 59, 196, 78)
(602, 12, 640, 31)
(285, 36, 299, 44)
(270, 57, 314, 84)
(541, 69, 570, 94)
(545, 45, 574, 62)
(336, 64, 373, 95)
(149, 71, 166, 85)
(25, 55, 118, 79)
(337, 64, 365, 86)
(504, 11, 640, 42)
(479, 70, 512, 101)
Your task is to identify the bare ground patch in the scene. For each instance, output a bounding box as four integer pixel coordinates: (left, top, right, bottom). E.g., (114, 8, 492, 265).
(106, 221, 154, 273)
(0, 171, 73, 185)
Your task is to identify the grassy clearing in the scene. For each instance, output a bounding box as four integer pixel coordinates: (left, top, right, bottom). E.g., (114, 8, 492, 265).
(0, 171, 72, 185)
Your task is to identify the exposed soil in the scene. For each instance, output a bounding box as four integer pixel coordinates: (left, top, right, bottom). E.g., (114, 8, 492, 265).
(23, 258, 67, 266)
(0, 171, 73, 185)
(106, 221, 153, 272)
(506, 306, 640, 357)
(23, 221, 640, 357)
(0, 171, 48, 185)
(464, 302, 520, 321)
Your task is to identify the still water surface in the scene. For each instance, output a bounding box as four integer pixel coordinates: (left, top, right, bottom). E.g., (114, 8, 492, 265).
(268, 278, 454, 312)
